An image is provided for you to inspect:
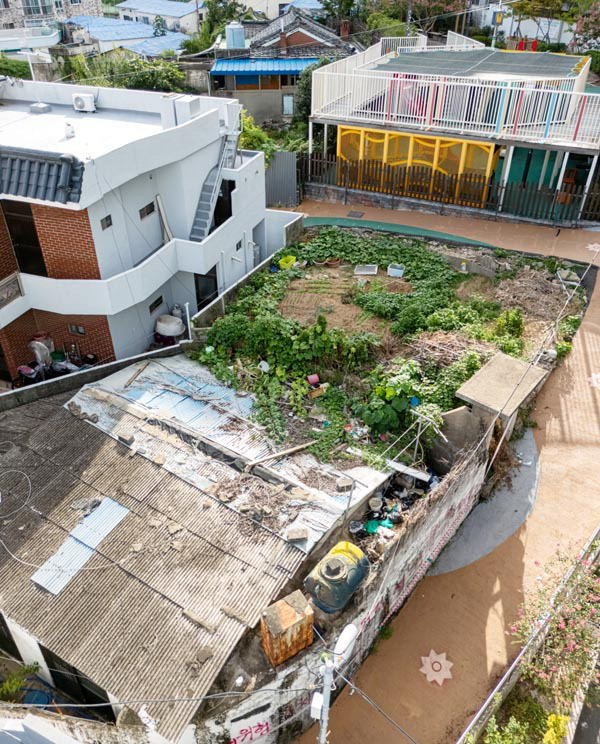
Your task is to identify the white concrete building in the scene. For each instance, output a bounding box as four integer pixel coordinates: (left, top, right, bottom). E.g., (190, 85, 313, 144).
(115, 0, 202, 34)
(0, 79, 299, 381)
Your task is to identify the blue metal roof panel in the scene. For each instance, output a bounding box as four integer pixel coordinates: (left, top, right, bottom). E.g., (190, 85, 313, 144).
(31, 539, 94, 595)
(122, 32, 187, 56)
(66, 15, 156, 40)
(70, 498, 129, 548)
(211, 57, 319, 75)
(116, 0, 200, 17)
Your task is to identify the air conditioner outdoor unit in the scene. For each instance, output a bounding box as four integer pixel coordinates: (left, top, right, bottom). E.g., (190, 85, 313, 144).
(72, 93, 96, 113)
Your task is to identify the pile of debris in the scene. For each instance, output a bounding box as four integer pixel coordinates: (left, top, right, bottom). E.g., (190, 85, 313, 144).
(348, 464, 440, 560)
(408, 331, 497, 368)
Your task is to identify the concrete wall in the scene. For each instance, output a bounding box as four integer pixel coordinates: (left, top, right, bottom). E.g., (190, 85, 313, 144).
(213, 87, 296, 124)
(194, 444, 489, 743)
(117, 7, 200, 33)
(182, 63, 210, 94)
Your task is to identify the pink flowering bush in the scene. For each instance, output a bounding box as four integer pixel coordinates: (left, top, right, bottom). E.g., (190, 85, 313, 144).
(511, 551, 600, 713)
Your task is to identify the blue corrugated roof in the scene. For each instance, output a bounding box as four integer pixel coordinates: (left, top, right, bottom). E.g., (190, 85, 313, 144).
(31, 539, 94, 596)
(116, 0, 200, 17)
(284, 0, 323, 11)
(211, 57, 319, 75)
(67, 15, 156, 41)
(31, 498, 129, 595)
(122, 31, 187, 56)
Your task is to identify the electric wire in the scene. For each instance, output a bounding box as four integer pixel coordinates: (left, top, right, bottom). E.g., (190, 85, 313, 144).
(336, 670, 421, 744)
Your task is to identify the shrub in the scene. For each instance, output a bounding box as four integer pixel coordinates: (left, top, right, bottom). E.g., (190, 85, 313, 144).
(495, 308, 524, 338)
(484, 715, 530, 744)
(542, 714, 569, 744)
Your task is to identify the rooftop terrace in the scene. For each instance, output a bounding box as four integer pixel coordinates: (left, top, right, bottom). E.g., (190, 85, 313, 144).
(311, 35, 597, 151)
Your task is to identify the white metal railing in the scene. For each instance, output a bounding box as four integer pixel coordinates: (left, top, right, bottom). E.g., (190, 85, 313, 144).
(311, 69, 600, 149)
(446, 30, 485, 48)
(380, 35, 427, 55)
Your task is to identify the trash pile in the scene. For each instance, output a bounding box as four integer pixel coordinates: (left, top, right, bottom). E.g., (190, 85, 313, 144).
(348, 465, 440, 554)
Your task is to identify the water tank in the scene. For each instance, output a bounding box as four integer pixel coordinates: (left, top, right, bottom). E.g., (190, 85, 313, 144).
(304, 542, 369, 614)
(225, 21, 245, 50)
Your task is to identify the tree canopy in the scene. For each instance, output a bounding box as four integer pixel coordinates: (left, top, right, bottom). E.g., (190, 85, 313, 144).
(63, 53, 185, 92)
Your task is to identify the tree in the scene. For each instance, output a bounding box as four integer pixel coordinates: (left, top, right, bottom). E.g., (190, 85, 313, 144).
(510, 0, 571, 42)
(292, 57, 333, 133)
(367, 11, 407, 39)
(65, 53, 185, 92)
(181, 0, 246, 54)
(153, 14, 167, 36)
(320, 0, 355, 26)
(368, 0, 462, 33)
(575, 1, 600, 49)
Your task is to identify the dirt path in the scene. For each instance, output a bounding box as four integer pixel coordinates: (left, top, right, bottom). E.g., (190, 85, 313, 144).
(295, 204, 600, 744)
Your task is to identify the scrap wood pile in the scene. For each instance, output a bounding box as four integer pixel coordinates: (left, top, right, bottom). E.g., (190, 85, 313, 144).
(408, 331, 497, 368)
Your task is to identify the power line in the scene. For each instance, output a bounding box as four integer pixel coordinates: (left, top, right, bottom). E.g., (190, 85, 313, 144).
(336, 670, 421, 744)
(0, 686, 317, 710)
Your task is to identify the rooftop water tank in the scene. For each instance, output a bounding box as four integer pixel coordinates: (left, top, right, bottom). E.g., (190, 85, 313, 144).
(304, 542, 369, 614)
(225, 21, 245, 50)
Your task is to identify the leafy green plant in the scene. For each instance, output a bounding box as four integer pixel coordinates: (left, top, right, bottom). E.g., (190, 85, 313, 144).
(0, 54, 31, 79)
(555, 341, 572, 359)
(495, 309, 524, 338)
(484, 715, 530, 744)
(542, 714, 569, 744)
(0, 664, 39, 702)
(559, 315, 581, 341)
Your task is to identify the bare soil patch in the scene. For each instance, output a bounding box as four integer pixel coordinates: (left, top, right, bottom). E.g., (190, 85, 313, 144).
(279, 265, 411, 353)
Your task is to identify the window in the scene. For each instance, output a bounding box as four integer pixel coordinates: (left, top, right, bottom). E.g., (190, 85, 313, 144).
(21, 0, 53, 15)
(141, 15, 149, 22)
(68, 324, 86, 335)
(234, 74, 259, 91)
(260, 74, 280, 90)
(281, 74, 297, 87)
(100, 214, 112, 230)
(69, 0, 81, 5)
(0, 0, 10, 9)
(54, 0, 62, 8)
(123, 13, 132, 18)
(1, 200, 47, 277)
(283, 94, 294, 116)
(236, 240, 242, 251)
(149, 295, 163, 314)
(139, 201, 155, 219)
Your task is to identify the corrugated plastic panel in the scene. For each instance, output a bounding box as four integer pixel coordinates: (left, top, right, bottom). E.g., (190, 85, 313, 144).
(211, 57, 319, 76)
(70, 498, 129, 548)
(31, 538, 94, 595)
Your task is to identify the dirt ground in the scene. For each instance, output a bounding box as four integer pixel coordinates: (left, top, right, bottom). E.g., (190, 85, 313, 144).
(294, 202, 600, 744)
(279, 265, 412, 352)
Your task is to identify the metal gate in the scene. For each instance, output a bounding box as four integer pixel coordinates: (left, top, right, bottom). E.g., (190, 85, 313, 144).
(265, 151, 298, 207)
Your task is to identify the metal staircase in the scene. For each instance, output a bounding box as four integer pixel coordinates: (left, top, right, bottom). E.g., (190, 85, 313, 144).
(189, 132, 239, 242)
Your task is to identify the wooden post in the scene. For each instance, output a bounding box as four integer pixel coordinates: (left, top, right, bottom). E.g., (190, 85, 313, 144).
(308, 120, 313, 179)
(323, 123, 328, 156)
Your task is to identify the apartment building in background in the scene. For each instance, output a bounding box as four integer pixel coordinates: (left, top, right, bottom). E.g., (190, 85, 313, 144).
(0, 0, 101, 29)
(0, 79, 299, 382)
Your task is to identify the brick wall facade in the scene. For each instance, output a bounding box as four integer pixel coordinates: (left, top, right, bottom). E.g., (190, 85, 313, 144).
(0, 310, 115, 381)
(283, 30, 321, 47)
(0, 208, 18, 281)
(31, 205, 101, 280)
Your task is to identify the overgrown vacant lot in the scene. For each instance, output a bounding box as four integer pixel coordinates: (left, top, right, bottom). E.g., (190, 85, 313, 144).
(191, 228, 584, 465)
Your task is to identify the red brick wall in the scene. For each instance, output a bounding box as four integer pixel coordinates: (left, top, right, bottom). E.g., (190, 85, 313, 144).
(0, 310, 115, 380)
(283, 31, 322, 48)
(30, 205, 101, 280)
(0, 206, 18, 281)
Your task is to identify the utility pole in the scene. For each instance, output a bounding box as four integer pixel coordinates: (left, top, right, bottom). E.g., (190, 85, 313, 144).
(312, 624, 358, 744)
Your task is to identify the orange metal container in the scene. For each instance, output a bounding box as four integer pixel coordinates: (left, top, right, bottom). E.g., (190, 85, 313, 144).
(260, 590, 314, 667)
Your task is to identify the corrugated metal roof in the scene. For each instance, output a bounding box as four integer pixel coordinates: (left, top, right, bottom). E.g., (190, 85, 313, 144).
(284, 0, 323, 11)
(122, 32, 187, 56)
(66, 14, 156, 40)
(115, 0, 200, 17)
(70, 497, 129, 548)
(31, 538, 94, 595)
(211, 57, 319, 75)
(0, 147, 84, 204)
(31, 498, 129, 594)
(0, 397, 304, 742)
